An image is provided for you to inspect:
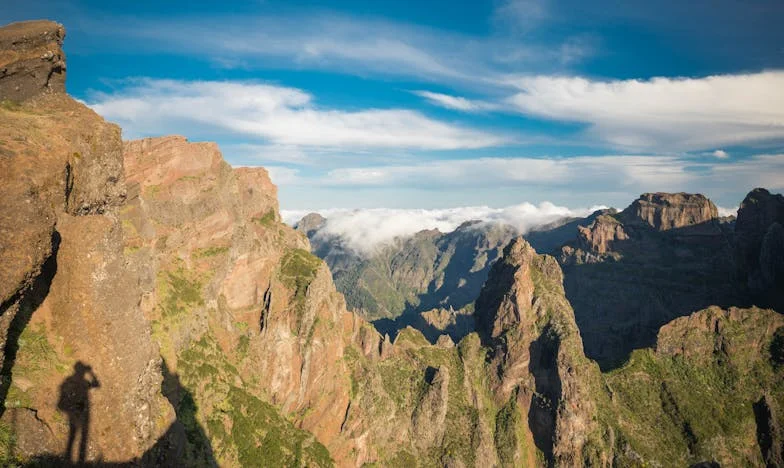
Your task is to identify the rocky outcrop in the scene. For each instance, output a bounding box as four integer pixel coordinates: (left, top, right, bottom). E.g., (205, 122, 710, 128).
(475, 238, 609, 466)
(558, 192, 741, 369)
(735, 188, 784, 309)
(575, 214, 628, 256)
(606, 306, 784, 466)
(295, 212, 326, 237)
(0, 20, 65, 102)
(120, 135, 351, 464)
(0, 20, 167, 463)
(621, 192, 719, 231)
(411, 366, 450, 448)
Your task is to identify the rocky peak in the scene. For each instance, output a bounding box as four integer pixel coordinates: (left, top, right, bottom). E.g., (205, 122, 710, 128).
(735, 188, 784, 309)
(295, 212, 326, 236)
(0, 20, 66, 102)
(474, 237, 538, 342)
(622, 192, 718, 231)
(576, 213, 629, 254)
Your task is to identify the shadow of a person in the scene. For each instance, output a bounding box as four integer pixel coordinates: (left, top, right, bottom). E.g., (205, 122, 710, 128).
(58, 361, 100, 464)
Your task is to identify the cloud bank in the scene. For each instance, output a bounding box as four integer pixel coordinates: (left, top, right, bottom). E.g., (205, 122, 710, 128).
(282, 202, 604, 254)
(88, 79, 507, 150)
(506, 72, 784, 151)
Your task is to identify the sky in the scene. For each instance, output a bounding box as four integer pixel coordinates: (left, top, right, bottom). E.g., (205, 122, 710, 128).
(4, 0, 784, 216)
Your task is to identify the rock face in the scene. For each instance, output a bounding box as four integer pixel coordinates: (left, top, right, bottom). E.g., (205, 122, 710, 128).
(735, 188, 784, 309)
(622, 192, 718, 231)
(558, 192, 742, 369)
(606, 306, 784, 466)
(475, 238, 609, 466)
(120, 135, 349, 465)
(0, 20, 167, 463)
(0, 20, 66, 102)
(302, 219, 519, 323)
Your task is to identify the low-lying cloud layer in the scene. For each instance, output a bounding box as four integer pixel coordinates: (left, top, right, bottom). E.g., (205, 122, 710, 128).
(282, 202, 605, 254)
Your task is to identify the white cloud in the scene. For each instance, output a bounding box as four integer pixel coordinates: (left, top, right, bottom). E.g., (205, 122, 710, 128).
(506, 72, 784, 151)
(282, 201, 603, 254)
(324, 155, 695, 191)
(716, 206, 738, 217)
(413, 90, 498, 112)
(83, 12, 593, 88)
(88, 79, 507, 150)
(264, 166, 303, 186)
(712, 150, 729, 159)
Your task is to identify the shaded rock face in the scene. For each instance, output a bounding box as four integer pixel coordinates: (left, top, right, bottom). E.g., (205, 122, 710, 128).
(0, 20, 66, 102)
(558, 192, 743, 369)
(622, 192, 718, 231)
(411, 366, 450, 448)
(735, 188, 784, 309)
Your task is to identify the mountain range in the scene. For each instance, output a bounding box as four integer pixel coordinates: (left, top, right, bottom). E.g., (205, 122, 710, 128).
(1, 20, 783, 467)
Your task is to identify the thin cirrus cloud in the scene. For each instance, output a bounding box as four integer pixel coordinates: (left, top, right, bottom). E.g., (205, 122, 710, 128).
(87, 79, 508, 150)
(82, 11, 592, 87)
(505, 72, 784, 151)
(412, 90, 499, 112)
(295, 153, 784, 197)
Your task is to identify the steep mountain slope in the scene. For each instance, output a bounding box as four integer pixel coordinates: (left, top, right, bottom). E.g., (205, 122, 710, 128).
(0, 20, 172, 462)
(735, 188, 784, 311)
(300, 219, 518, 322)
(0, 21, 343, 466)
(558, 193, 744, 369)
(605, 306, 784, 466)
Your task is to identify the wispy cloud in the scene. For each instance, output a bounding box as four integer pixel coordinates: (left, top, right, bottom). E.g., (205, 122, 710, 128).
(272, 153, 784, 207)
(81, 12, 593, 87)
(505, 72, 784, 151)
(282, 201, 602, 254)
(413, 90, 499, 112)
(323, 155, 696, 191)
(88, 78, 508, 150)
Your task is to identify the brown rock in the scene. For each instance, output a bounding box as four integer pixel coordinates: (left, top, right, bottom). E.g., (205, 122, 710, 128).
(577, 214, 628, 254)
(622, 192, 718, 231)
(0, 20, 66, 102)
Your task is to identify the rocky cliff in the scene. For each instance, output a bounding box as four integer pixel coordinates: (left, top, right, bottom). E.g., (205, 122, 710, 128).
(735, 188, 784, 310)
(559, 192, 743, 369)
(0, 20, 169, 463)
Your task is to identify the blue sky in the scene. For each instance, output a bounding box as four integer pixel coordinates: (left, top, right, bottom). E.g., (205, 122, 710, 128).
(4, 0, 784, 212)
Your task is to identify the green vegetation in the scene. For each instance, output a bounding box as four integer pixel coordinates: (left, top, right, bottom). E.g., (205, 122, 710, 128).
(193, 246, 230, 259)
(177, 333, 332, 467)
(0, 100, 21, 111)
(494, 393, 521, 467)
(771, 326, 784, 366)
(252, 209, 277, 227)
(605, 336, 781, 466)
(278, 249, 322, 327)
(157, 268, 204, 319)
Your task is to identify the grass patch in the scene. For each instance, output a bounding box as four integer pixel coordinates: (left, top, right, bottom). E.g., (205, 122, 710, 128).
(278, 249, 322, 328)
(252, 209, 277, 227)
(193, 246, 230, 259)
